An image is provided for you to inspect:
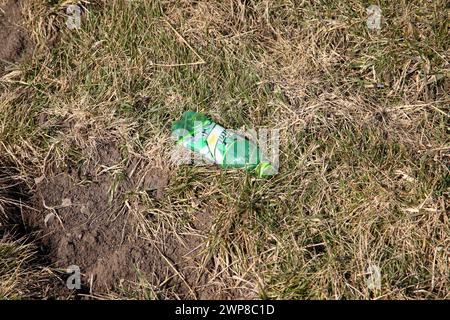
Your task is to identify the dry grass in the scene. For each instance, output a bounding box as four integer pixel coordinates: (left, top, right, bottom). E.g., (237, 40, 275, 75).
(0, 167, 58, 299)
(0, 0, 448, 299)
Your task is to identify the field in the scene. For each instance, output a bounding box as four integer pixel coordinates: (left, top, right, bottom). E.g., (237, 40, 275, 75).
(0, 0, 448, 299)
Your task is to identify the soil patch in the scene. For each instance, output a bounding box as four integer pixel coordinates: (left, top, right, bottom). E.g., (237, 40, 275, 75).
(0, 0, 33, 75)
(22, 139, 235, 299)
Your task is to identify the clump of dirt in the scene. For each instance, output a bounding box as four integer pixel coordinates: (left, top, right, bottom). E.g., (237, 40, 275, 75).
(0, 0, 33, 74)
(22, 139, 233, 299)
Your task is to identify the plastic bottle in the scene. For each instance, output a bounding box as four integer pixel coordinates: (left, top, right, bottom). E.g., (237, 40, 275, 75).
(171, 111, 275, 177)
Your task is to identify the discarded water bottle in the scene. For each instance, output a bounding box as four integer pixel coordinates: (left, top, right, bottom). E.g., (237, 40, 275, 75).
(171, 111, 275, 177)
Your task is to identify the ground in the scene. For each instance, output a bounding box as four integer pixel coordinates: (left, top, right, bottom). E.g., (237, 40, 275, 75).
(0, 0, 448, 299)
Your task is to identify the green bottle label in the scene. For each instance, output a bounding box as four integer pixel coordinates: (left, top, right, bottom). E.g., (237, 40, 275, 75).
(205, 124, 226, 164)
(172, 111, 276, 177)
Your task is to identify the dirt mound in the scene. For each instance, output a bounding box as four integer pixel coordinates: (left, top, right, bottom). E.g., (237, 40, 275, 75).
(0, 0, 33, 74)
(22, 140, 232, 299)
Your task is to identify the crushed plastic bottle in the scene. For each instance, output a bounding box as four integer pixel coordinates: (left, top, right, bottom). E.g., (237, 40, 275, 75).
(171, 111, 275, 178)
